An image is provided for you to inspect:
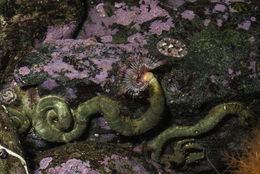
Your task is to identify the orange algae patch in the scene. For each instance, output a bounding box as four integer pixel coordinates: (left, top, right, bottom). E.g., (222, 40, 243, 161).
(225, 128, 260, 174)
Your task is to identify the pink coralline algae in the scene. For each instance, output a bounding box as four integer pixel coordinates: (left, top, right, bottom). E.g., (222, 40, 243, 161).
(34, 157, 53, 174)
(91, 57, 119, 72)
(18, 66, 31, 76)
(89, 71, 108, 85)
(181, 10, 195, 20)
(97, 117, 111, 130)
(78, 0, 173, 39)
(248, 61, 258, 78)
(36, 154, 153, 174)
(229, 6, 238, 13)
(77, 8, 117, 39)
(250, 51, 256, 57)
(64, 87, 77, 99)
(222, 14, 228, 20)
(228, 68, 241, 80)
(170, 85, 180, 93)
(250, 17, 256, 22)
(217, 19, 223, 27)
(41, 78, 59, 90)
(79, 23, 116, 39)
(167, 0, 185, 10)
(114, 8, 135, 26)
(47, 159, 99, 174)
(204, 19, 211, 26)
(42, 55, 88, 79)
(37, 39, 121, 86)
(127, 33, 147, 46)
(98, 154, 150, 174)
(248, 36, 255, 43)
(39, 157, 53, 170)
(100, 35, 113, 43)
(149, 19, 174, 35)
(213, 4, 227, 13)
(222, 79, 228, 86)
(135, 0, 170, 24)
(14, 38, 131, 91)
(42, 21, 78, 44)
(224, 0, 245, 3)
(210, 74, 217, 84)
(238, 20, 251, 30)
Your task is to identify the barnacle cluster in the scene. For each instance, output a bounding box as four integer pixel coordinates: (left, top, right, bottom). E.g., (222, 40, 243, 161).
(121, 54, 167, 96)
(0, 87, 17, 104)
(157, 37, 188, 58)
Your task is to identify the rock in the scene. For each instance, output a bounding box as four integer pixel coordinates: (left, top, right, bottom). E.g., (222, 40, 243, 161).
(0, 0, 86, 83)
(33, 141, 159, 174)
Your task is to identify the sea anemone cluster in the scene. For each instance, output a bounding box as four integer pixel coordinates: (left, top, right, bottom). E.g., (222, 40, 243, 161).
(121, 54, 167, 96)
(157, 37, 188, 58)
(0, 87, 17, 104)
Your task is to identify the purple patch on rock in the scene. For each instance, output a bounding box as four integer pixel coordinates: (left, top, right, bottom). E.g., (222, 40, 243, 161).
(222, 80, 228, 86)
(41, 78, 58, 90)
(127, 33, 147, 46)
(210, 74, 217, 84)
(217, 19, 223, 27)
(114, 8, 135, 26)
(250, 16, 256, 22)
(238, 20, 251, 30)
(248, 60, 257, 78)
(64, 87, 77, 99)
(101, 35, 113, 43)
(39, 157, 53, 169)
(223, 13, 228, 20)
(89, 71, 108, 85)
(213, 4, 226, 13)
(167, 0, 185, 10)
(248, 36, 255, 42)
(204, 19, 211, 26)
(43, 21, 78, 43)
(149, 19, 173, 35)
(181, 10, 195, 20)
(170, 85, 179, 92)
(47, 159, 99, 174)
(19, 66, 31, 76)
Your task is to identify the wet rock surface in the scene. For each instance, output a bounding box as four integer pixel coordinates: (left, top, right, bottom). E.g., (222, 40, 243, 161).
(0, 0, 259, 173)
(33, 141, 158, 174)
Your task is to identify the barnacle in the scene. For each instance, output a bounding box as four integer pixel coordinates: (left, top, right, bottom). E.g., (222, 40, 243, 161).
(0, 87, 17, 104)
(157, 38, 188, 58)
